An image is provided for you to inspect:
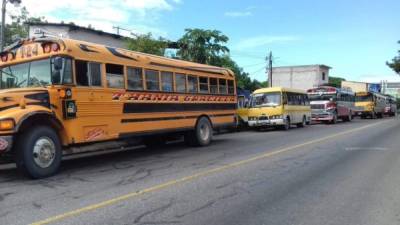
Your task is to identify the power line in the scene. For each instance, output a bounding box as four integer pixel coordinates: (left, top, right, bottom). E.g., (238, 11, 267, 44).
(241, 61, 266, 68)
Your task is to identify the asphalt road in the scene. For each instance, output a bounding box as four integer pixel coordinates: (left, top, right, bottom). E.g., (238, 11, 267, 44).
(1, 117, 400, 225)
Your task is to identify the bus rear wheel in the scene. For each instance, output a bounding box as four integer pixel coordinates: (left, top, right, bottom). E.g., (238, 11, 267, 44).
(185, 117, 213, 147)
(15, 126, 62, 179)
(297, 116, 306, 128)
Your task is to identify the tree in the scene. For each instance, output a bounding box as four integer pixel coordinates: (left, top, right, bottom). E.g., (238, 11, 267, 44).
(125, 33, 168, 56)
(213, 55, 266, 91)
(4, 7, 45, 46)
(177, 28, 229, 65)
(328, 76, 346, 88)
(387, 41, 400, 75)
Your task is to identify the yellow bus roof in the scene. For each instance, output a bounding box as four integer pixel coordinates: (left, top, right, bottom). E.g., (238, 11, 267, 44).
(0, 37, 235, 78)
(253, 87, 307, 94)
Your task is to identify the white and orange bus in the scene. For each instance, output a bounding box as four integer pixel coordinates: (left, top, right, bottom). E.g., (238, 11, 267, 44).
(0, 37, 237, 178)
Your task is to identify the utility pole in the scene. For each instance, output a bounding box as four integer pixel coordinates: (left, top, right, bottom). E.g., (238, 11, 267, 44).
(1, 0, 21, 51)
(113, 26, 138, 37)
(266, 51, 273, 87)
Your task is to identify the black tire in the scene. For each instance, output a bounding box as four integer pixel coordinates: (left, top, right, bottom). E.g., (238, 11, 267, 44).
(330, 113, 338, 124)
(281, 117, 290, 130)
(185, 117, 213, 147)
(297, 116, 306, 128)
(371, 111, 377, 119)
(343, 111, 352, 122)
(15, 126, 62, 179)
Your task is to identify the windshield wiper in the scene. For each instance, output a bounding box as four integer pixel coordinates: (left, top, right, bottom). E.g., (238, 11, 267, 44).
(0, 68, 17, 79)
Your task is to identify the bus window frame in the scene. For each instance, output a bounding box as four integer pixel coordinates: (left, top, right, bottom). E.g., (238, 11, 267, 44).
(175, 73, 187, 93)
(161, 71, 174, 92)
(144, 69, 161, 92)
(199, 76, 209, 94)
(105, 63, 126, 90)
(74, 59, 104, 89)
(126, 66, 145, 91)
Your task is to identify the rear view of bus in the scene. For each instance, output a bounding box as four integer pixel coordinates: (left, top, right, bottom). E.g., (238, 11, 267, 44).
(307, 86, 354, 124)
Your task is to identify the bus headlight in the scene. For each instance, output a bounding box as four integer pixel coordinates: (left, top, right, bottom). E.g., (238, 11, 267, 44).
(0, 119, 15, 131)
(271, 115, 283, 119)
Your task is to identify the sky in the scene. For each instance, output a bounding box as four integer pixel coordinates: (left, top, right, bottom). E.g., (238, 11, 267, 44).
(8, 0, 400, 83)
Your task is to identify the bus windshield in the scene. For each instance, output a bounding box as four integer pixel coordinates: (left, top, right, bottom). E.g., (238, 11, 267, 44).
(308, 94, 336, 101)
(0, 57, 72, 89)
(355, 94, 373, 102)
(250, 92, 281, 107)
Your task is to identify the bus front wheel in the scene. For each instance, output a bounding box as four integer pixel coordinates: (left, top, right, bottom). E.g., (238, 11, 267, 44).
(185, 117, 213, 147)
(281, 118, 291, 130)
(15, 126, 62, 179)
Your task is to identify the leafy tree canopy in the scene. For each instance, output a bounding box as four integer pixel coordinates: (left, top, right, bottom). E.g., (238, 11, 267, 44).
(387, 41, 400, 75)
(177, 28, 229, 65)
(125, 33, 168, 56)
(328, 76, 346, 88)
(4, 6, 46, 46)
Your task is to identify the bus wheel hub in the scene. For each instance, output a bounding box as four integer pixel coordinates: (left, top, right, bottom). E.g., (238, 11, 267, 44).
(33, 137, 56, 168)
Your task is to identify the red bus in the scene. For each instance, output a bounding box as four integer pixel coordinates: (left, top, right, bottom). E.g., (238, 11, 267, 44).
(307, 86, 355, 124)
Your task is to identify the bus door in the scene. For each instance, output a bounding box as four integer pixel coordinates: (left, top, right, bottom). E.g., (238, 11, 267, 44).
(71, 60, 111, 143)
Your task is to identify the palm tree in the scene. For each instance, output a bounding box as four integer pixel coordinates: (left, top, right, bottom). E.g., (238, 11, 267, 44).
(177, 28, 230, 65)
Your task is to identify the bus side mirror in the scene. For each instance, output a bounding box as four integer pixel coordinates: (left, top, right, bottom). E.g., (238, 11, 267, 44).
(52, 57, 63, 71)
(51, 57, 63, 84)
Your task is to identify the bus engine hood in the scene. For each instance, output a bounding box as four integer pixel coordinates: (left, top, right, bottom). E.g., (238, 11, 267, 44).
(248, 106, 283, 117)
(0, 88, 51, 116)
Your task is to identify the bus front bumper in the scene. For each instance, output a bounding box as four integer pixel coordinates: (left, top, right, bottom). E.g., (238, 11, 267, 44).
(248, 118, 285, 127)
(311, 113, 334, 121)
(0, 136, 13, 155)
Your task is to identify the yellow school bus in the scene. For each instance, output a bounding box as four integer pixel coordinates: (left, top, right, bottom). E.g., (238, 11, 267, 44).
(0, 37, 237, 178)
(247, 87, 311, 130)
(355, 92, 385, 119)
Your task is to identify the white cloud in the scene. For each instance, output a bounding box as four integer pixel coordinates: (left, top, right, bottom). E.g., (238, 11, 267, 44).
(8, 0, 181, 37)
(224, 11, 252, 17)
(358, 74, 400, 83)
(234, 35, 299, 49)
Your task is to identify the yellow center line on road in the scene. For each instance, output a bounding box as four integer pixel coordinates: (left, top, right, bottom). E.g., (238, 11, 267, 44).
(31, 120, 390, 225)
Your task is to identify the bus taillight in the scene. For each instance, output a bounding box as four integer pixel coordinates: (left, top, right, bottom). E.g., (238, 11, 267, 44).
(42, 43, 60, 53)
(51, 43, 60, 52)
(1, 54, 8, 62)
(43, 44, 51, 53)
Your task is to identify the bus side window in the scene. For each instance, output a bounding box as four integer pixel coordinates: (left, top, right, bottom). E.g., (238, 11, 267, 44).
(187, 75, 198, 93)
(175, 73, 186, 92)
(127, 67, 143, 90)
(305, 94, 310, 105)
(62, 58, 73, 84)
(199, 77, 209, 94)
(288, 93, 296, 105)
(210, 78, 218, 94)
(219, 79, 227, 94)
(228, 80, 235, 95)
(75, 60, 102, 86)
(282, 92, 288, 105)
(106, 64, 125, 89)
(161, 71, 174, 92)
(145, 70, 160, 91)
